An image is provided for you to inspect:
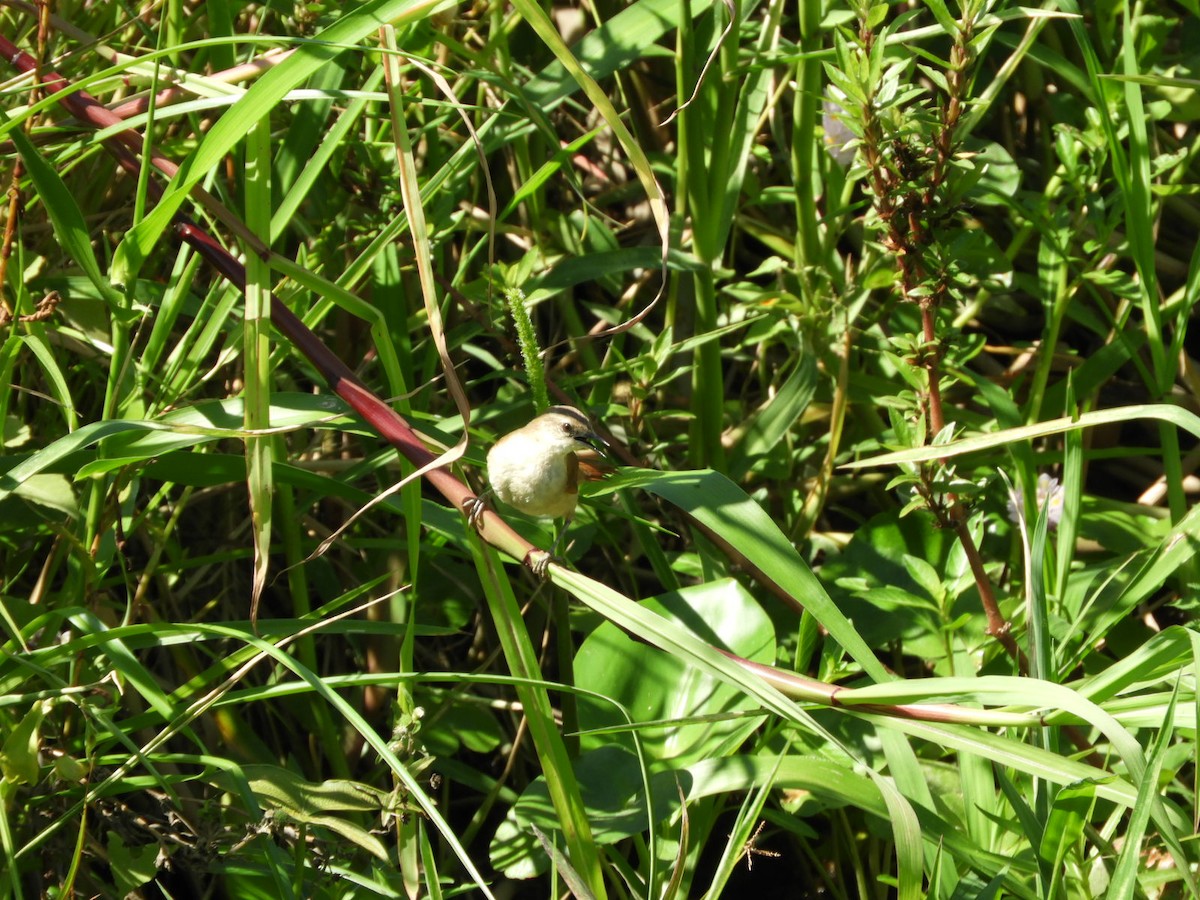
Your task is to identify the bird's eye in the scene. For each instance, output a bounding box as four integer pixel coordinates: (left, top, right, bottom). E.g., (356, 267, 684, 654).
(562, 422, 572, 434)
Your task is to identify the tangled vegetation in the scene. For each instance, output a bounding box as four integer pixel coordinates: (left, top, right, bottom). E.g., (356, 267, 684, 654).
(2, 0, 1199, 897)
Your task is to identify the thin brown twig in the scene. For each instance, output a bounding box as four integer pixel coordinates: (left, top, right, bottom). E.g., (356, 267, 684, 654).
(856, 6, 1018, 662)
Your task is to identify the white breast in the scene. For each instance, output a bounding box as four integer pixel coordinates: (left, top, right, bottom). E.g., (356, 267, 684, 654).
(487, 431, 577, 518)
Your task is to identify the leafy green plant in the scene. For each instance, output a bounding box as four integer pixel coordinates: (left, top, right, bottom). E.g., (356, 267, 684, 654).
(1, 0, 1199, 898)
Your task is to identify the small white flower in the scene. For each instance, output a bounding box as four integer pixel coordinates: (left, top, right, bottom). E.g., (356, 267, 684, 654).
(1007, 472, 1064, 529)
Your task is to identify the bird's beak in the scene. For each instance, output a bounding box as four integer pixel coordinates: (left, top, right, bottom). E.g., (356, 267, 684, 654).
(576, 430, 608, 457)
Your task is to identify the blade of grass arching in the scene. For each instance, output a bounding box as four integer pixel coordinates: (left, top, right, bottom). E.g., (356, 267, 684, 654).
(472, 542, 606, 899)
(521, 0, 715, 111)
(885, 716, 1145, 811)
(245, 116, 274, 626)
(549, 559, 929, 894)
(553, 567, 825, 724)
(1107, 681, 1180, 899)
(606, 468, 889, 682)
(213, 629, 497, 897)
(842, 403, 1200, 470)
(114, 0, 448, 276)
(16, 333, 77, 432)
(62, 609, 196, 742)
(845, 676, 1143, 766)
(559, 583, 919, 891)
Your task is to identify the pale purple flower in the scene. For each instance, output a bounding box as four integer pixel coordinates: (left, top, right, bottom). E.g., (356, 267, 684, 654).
(1007, 472, 1065, 529)
(823, 87, 857, 168)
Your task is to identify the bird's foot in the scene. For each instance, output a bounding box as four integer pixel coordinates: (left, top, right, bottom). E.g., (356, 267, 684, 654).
(528, 550, 555, 578)
(463, 490, 491, 529)
(528, 529, 574, 577)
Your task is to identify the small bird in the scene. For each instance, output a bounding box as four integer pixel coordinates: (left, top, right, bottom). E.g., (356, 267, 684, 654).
(467, 406, 606, 572)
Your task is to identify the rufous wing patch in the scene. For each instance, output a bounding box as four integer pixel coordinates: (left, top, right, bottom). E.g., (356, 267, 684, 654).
(565, 452, 580, 494)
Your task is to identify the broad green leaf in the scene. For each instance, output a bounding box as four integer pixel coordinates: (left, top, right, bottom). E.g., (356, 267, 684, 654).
(599, 468, 890, 682)
(214, 764, 395, 862)
(575, 578, 774, 764)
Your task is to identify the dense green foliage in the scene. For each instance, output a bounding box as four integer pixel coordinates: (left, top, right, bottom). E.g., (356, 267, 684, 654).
(2, 0, 1200, 897)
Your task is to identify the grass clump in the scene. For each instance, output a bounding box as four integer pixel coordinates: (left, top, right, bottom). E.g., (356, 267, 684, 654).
(1, 1, 1199, 897)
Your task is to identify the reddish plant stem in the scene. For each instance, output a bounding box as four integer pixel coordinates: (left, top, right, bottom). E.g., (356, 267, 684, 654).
(949, 510, 1020, 657)
(921, 304, 945, 436)
(856, 9, 1017, 661)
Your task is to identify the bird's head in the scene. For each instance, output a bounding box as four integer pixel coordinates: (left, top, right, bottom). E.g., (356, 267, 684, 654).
(532, 406, 607, 457)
